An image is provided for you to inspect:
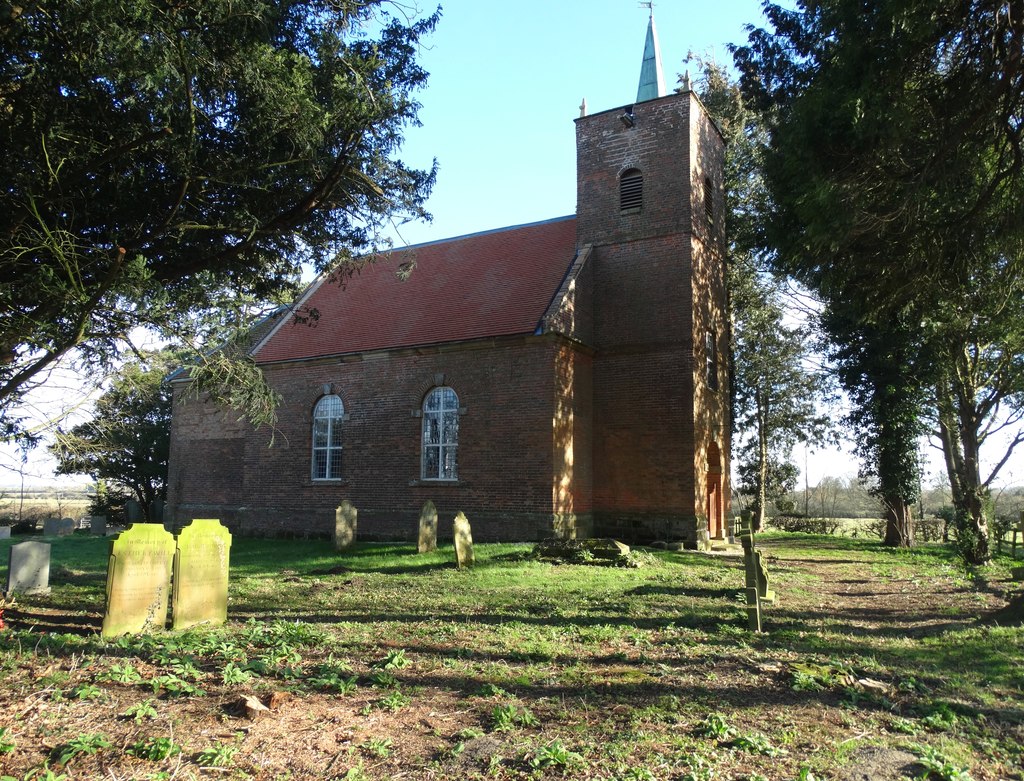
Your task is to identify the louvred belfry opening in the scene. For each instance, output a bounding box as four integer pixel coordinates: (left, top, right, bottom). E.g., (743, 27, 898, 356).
(620, 169, 643, 213)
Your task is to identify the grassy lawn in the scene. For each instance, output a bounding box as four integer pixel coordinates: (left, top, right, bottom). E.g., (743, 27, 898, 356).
(0, 532, 1022, 780)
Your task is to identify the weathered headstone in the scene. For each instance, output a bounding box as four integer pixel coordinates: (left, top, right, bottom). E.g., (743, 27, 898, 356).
(172, 518, 232, 631)
(59, 517, 76, 536)
(101, 523, 176, 639)
(696, 528, 711, 552)
(150, 499, 166, 524)
(124, 499, 144, 525)
(0, 526, 10, 539)
(739, 511, 762, 632)
(89, 515, 108, 536)
(334, 500, 357, 550)
(42, 518, 61, 536)
(453, 511, 474, 569)
(6, 541, 51, 596)
(418, 500, 438, 553)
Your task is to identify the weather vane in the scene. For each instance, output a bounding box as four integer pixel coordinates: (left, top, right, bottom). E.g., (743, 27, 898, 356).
(639, 1, 655, 14)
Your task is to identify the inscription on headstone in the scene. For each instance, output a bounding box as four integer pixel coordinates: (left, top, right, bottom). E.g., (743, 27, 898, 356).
(125, 499, 144, 524)
(418, 500, 438, 553)
(453, 512, 474, 569)
(334, 500, 357, 550)
(42, 518, 60, 536)
(89, 515, 108, 536)
(172, 518, 232, 631)
(0, 526, 10, 540)
(6, 541, 51, 596)
(101, 524, 176, 639)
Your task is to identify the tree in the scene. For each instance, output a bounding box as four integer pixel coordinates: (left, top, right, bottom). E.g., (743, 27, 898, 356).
(733, 0, 1024, 562)
(0, 0, 439, 438)
(49, 353, 173, 516)
(685, 55, 830, 531)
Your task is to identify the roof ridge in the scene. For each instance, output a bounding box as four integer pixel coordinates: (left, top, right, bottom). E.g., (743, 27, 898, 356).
(393, 214, 575, 253)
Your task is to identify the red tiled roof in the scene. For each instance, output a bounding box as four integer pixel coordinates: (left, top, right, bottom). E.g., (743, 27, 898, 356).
(253, 216, 577, 363)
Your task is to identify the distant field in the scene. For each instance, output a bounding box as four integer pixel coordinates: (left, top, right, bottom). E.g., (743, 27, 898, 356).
(0, 497, 91, 523)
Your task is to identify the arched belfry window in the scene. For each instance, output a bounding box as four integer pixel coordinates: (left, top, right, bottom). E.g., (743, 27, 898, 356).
(312, 395, 344, 480)
(620, 168, 643, 213)
(422, 387, 459, 480)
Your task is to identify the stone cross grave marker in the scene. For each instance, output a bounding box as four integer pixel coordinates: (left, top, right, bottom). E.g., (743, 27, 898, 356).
(101, 523, 176, 639)
(59, 517, 76, 535)
(418, 500, 438, 553)
(89, 515, 108, 536)
(6, 541, 51, 596)
(125, 499, 144, 524)
(172, 518, 232, 631)
(42, 518, 61, 536)
(334, 500, 357, 550)
(453, 511, 475, 569)
(0, 526, 10, 539)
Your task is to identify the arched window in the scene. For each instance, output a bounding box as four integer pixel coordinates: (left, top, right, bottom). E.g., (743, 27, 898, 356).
(312, 395, 344, 480)
(620, 168, 643, 213)
(422, 387, 459, 480)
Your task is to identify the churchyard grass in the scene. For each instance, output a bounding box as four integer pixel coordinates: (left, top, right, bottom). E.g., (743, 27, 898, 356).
(0, 533, 1021, 780)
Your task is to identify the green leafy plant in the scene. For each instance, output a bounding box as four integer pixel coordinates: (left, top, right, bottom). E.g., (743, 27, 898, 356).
(70, 684, 103, 701)
(361, 738, 392, 758)
(728, 732, 786, 757)
(491, 703, 539, 732)
(527, 739, 583, 769)
(150, 674, 205, 698)
(309, 673, 358, 695)
(127, 736, 181, 761)
(478, 683, 511, 698)
(195, 743, 238, 767)
(221, 661, 253, 686)
(378, 690, 411, 712)
(121, 699, 158, 723)
(371, 649, 409, 670)
(50, 733, 111, 766)
(919, 703, 961, 732)
(619, 768, 657, 781)
(694, 713, 734, 740)
(915, 745, 973, 781)
(0, 727, 15, 754)
(100, 663, 143, 684)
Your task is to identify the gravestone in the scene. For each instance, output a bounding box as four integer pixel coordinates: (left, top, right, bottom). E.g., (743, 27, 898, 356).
(0, 527, 10, 539)
(150, 499, 166, 524)
(418, 500, 438, 553)
(334, 500, 357, 550)
(6, 541, 51, 596)
(453, 511, 474, 569)
(101, 523, 176, 639)
(172, 518, 232, 630)
(59, 517, 76, 536)
(739, 511, 762, 632)
(42, 518, 61, 536)
(89, 515, 108, 536)
(125, 499, 144, 524)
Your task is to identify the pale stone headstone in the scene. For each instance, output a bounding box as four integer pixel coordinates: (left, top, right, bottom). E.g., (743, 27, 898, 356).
(125, 499, 143, 524)
(42, 518, 61, 536)
(172, 518, 232, 631)
(6, 541, 51, 596)
(150, 499, 165, 524)
(334, 500, 357, 550)
(418, 500, 438, 553)
(453, 512, 474, 569)
(101, 523, 176, 639)
(89, 515, 108, 536)
(0, 526, 10, 539)
(59, 517, 75, 536)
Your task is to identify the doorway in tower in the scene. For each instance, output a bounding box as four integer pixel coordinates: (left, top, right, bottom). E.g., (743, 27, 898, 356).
(706, 442, 723, 538)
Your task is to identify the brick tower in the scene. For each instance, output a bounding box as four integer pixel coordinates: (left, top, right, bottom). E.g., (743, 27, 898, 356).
(576, 14, 730, 544)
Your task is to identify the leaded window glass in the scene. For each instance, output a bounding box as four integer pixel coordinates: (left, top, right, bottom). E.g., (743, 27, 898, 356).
(312, 395, 344, 480)
(422, 387, 458, 480)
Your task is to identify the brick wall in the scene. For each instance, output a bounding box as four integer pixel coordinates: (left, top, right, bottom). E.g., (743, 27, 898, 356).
(168, 335, 594, 542)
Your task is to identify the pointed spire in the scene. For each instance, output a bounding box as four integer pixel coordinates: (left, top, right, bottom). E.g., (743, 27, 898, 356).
(636, 6, 666, 103)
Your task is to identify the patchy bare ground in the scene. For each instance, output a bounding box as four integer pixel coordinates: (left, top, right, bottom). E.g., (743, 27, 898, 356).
(0, 535, 1021, 780)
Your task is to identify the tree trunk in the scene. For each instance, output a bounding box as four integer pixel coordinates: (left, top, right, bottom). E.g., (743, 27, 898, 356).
(883, 495, 914, 547)
(754, 388, 768, 532)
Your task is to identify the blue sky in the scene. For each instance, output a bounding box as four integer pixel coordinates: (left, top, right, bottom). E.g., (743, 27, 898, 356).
(387, 0, 771, 247)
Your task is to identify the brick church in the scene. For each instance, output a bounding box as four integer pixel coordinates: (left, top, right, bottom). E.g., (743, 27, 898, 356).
(166, 15, 731, 544)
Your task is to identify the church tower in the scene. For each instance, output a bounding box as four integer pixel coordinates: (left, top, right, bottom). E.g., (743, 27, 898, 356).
(575, 13, 730, 544)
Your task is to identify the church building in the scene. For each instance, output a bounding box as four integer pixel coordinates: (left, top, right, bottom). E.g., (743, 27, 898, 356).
(166, 16, 731, 544)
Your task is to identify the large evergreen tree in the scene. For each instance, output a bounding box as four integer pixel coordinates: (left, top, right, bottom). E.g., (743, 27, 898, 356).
(733, 0, 1024, 562)
(0, 0, 438, 439)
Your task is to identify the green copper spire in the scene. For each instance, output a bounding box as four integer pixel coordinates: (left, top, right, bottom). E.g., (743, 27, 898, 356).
(636, 9, 666, 102)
